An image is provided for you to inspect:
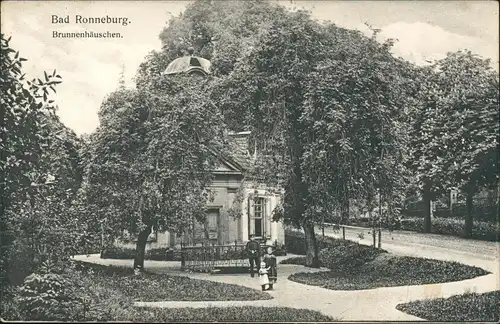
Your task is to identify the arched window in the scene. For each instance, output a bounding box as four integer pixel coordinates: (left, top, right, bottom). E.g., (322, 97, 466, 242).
(190, 57, 202, 67)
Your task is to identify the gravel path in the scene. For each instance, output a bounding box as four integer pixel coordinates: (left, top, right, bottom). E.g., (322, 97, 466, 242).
(74, 237, 497, 322)
(316, 225, 499, 272)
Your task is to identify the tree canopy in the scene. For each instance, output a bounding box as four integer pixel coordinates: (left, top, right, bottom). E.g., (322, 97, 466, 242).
(1, 34, 84, 286)
(79, 74, 226, 268)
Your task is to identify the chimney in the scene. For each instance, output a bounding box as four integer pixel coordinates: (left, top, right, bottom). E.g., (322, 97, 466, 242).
(228, 131, 252, 156)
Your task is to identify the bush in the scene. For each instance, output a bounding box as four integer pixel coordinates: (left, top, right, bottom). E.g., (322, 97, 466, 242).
(0, 286, 22, 320)
(149, 248, 175, 261)
(4, 238, 37, 286)
(400, 217, 499, 241)
(402, 199, 498, 224)
(285, 229, 346, 255)
(284, 229, 386, 272)
(279, 256, 306, 265)
(285, 229, 384, 256)
(18, 270, 81, 321)
(284, 230, 308, 255)
(101, 247, 181, 261)
(318, 242, 386, 272)
(101, 247, 135, 259)
(396, 290, 500, 322)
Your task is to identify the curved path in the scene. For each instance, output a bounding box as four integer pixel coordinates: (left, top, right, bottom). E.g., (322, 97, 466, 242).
(316, 225, 499, 273)
(73, 248, 497, 321)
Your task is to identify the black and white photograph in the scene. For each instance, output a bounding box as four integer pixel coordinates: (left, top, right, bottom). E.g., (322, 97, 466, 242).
(1, 0, 498, 322)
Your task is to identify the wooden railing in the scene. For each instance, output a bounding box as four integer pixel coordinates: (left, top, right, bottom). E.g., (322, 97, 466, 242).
(319, 222, 383, 248)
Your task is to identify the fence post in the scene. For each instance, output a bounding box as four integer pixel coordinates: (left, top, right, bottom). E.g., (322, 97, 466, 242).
(342, 226, 346, 240)
(180, 242, 185, 269)
(322, 214, 325, 238)
(100, 221, 104, 257)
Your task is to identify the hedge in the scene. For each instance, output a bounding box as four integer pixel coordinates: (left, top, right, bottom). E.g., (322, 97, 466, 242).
(102, 244, 286, 261)
(101, 247, 182, 261)
(284, 229, 386, 271)
(399, 217, 500, 241)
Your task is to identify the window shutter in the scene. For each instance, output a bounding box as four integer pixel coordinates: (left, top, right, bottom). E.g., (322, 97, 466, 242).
(265, 198, 272, 238)
(248, 197, 255, 237)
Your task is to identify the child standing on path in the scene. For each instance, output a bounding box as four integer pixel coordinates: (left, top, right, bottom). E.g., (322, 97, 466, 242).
(263, 246, 277, 290)
(258, 261, 270, 291)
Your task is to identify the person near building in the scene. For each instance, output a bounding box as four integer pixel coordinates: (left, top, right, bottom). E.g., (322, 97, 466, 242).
(246, 234, 261, 277)
(263, 246, 277, 289)
(258, 261, 270, 291)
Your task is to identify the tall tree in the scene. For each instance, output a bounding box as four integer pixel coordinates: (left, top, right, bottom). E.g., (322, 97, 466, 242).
(411, 51, 499, 236)
(1, 34, 84, 286)
(80, 76, 225, 270)
(211, 9, 328, 267)
(135, 0, 286, 90)
(301, 30, 417, 237)
(211, 8, 420, 265)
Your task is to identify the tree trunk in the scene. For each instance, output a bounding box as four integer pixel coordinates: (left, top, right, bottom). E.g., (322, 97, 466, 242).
(423, 188, 432, 233)
(372, 226, 376, 247)
(303, 222, 320, 268)
(133, 225, 151, 271)
(366, 197, 375, 246)
(340, 197, 349, 225)
(464, 191, 474, 238)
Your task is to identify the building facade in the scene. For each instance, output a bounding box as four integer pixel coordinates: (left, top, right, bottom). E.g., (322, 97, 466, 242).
(116, 51, 285, 251)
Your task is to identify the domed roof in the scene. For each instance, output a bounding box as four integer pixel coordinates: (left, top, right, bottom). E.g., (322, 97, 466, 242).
(163, 56, 211, 76)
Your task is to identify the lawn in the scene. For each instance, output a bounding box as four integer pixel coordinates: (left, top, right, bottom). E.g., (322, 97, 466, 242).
(396, 290, 500, 322)
(5, 261, 310, 322)
(283, 230, 489, 290)
(130, 306, 334, 322)
(67, 262, 332, 322)
(73, 261, 271, 302)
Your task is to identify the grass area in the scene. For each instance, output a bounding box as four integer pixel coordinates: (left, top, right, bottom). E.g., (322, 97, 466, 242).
(131, 306, 334, 322)
(74, 261, 271, 302)
(396, 290, 500, 322)
(288, 254, 489, 290)
(284, 229, 489, 290)
(1, 261, 278, 321)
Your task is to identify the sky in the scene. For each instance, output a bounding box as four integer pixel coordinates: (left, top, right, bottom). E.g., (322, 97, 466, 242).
(1, 1, 498, 136)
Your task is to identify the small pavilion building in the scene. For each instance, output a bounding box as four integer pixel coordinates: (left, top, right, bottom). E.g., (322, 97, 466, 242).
(117, 50, 285, 252)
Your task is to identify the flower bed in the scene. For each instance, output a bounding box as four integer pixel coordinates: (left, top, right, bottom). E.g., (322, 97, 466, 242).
(396, 290, 500, 322)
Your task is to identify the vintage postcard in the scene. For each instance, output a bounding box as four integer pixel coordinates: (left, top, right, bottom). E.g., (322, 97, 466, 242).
(1, 0, 498, 322)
